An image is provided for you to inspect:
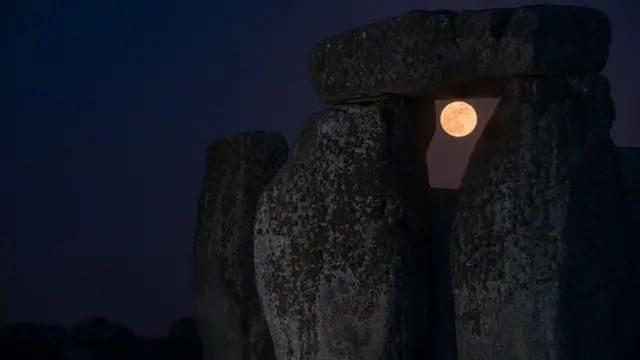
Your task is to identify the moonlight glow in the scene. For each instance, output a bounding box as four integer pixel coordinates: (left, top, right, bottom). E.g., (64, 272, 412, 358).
(440, 101, 478, 137)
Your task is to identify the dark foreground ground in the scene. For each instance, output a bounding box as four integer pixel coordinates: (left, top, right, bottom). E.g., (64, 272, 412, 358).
(0, 317, 201, 360)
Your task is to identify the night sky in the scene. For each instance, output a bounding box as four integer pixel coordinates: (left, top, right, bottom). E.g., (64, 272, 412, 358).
(3, 0, 639, 336)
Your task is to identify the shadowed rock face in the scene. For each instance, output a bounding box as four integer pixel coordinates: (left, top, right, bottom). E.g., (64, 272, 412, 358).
(254, 97, 432, 360)
(617, 147, 640, 358)
(619, 147, 640, 191)
(451, 74, 632, 359)
(426, 188, 459, 360)
(193, 132, 288, 360)
(310, 5, 610, 103)
(619, 148, 640, 245)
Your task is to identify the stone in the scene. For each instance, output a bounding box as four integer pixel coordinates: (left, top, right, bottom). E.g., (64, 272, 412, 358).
(618, 147, 640, 190)
(618, 147, 640, 241)
(451, 74, 634, 359)
(193, 132, 288, 360)
(427, 188, 459, 360)
(309, 5, 610, 103)
(254, 97, 433, 360)
(616, 147, 640, 357)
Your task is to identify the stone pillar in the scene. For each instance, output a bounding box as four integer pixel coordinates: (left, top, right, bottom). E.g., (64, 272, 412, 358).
(427, 188, 459, 360)
(254, 96, 433, 360)
(617, 147, 640, 357)
(193, 132, 288, 360)
(451, 74, 632, 359)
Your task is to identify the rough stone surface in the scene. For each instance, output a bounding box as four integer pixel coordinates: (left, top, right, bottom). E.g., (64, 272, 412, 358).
(617, 147, 640, 357)
(623, 197, 640, 359)
(451, 74, 634, 359)
(193, 132, 288, 360)
(310, 5, 610, 103)
(619, 147, 640, 190)
(254, 97, 432, 360)
(427, 188, 459, 360)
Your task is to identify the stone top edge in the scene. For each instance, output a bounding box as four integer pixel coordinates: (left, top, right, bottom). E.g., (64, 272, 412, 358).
(204, 131, 288, 157)
(309, 5, 611, 104)
(209, 131, 286, 144)
(313, 5, 609, 48)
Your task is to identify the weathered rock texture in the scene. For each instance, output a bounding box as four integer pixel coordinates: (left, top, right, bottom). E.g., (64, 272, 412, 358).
(451, 74, 632, 359)
(310, 5, 610, 103)
(618, 147, 640, 241)
(617, 147, 640, 358)
(193, 132, 288, 360)
(619, 147, 640, 190)
(254, 97, 433, 360)
(427, 188, 459, 360)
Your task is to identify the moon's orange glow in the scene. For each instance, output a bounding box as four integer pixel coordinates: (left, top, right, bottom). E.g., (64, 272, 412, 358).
(440, 101, 477, 137)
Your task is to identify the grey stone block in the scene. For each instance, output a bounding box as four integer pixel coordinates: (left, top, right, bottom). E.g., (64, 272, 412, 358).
(451, 74, 632, 359)
(618, 147, 640, 190)
(193, 132, 288, 360)
(254, 97, 433, 360)
(310, 6, 610, 103)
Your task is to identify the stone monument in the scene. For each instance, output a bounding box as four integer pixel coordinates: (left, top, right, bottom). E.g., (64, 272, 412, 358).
(195, 5, 636, 360)
(193, 132, 287, 360)
(254, 99, 433, 360)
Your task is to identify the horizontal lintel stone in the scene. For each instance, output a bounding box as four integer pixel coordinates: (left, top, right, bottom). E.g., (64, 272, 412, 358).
(310, 5, 611, 103)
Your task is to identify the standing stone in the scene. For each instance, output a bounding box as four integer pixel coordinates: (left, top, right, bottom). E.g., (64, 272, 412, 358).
(451, 74, 632, 359)
(428, 188, 459, 360)
(254, 97, 432, 360)
(618, 147, 640, 192)
(617, 146, 640, 357)
(193, 132, 288, 360)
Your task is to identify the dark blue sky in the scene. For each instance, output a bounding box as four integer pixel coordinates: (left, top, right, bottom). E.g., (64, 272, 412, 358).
(3, 0, 638, 336)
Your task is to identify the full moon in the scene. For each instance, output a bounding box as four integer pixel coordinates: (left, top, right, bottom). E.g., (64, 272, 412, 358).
(440, 101, 477, 137)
